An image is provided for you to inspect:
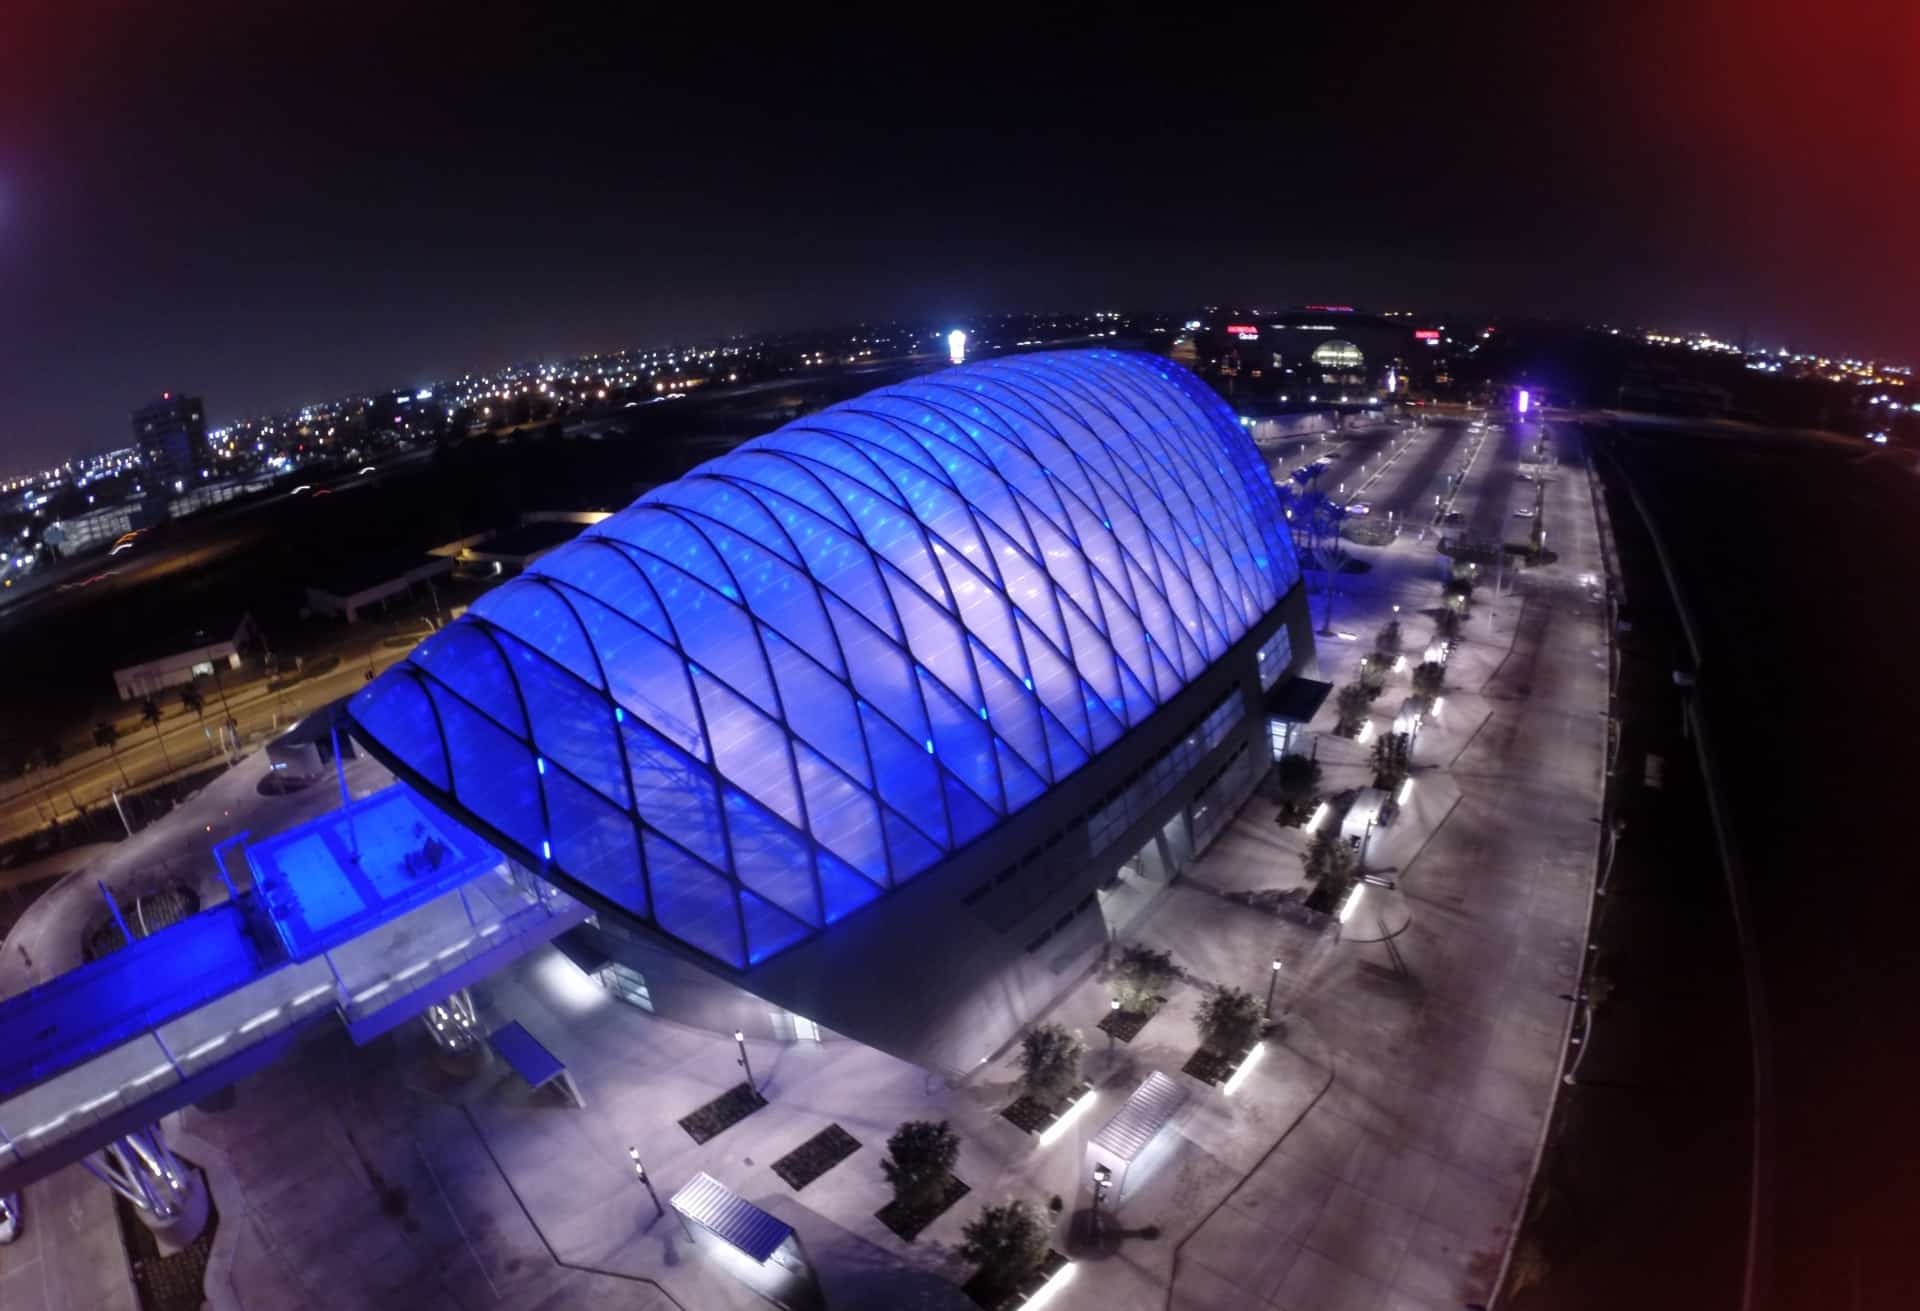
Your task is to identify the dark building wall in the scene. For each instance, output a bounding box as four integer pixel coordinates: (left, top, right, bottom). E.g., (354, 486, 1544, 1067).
(577, 582, 1315, 1076)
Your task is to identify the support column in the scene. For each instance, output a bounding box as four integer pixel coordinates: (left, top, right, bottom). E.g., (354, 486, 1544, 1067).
(79, 1119, 209, 1253)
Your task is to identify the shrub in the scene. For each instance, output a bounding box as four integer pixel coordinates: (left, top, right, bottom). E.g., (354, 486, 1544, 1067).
(1019, 1024, 1086, 1107)
(1110, 943, 1178, 1012)
(1275, 753, 1321, 802)
(959, 1199, 1050, 1300)
(1374, 619, 1402, 657)
(1334, 684, 1370, 737)
(1195, 986, 1266, 1056)
(1435, 608, 1463, 641)
(1412, 661, 1445, 697)
(882, 1120, 961, 1212)
(1372, 731, 1412, 790)
(1358, 654, 1390, 695)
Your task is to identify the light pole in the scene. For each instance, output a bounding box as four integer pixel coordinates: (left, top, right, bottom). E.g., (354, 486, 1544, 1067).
(734, 1029, 756, 1095)
(1090, 1164, 1112, 1241)
(1107, 998, 1120, 1067)
(628, 1146, 663, 1218)
(1264, 958, 1283, 1018)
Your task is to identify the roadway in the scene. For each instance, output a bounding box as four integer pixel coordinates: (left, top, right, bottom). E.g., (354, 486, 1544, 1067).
(0, 633, 422, 849)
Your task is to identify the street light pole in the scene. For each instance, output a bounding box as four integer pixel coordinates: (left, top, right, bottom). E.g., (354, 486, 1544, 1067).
(1264, 958, 1283, 1018)
(1090, 1164, 1111, 1242)
(734, 1029, 756, 1095)
(628, 1146, 663, 1218)
(1107, 998, 1120, 1068)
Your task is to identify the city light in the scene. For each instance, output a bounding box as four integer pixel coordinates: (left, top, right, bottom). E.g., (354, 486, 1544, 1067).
(947, 328, 967, 365)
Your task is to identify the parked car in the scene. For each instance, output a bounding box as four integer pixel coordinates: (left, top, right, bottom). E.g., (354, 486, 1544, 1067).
(1514, 508, 1536, 518)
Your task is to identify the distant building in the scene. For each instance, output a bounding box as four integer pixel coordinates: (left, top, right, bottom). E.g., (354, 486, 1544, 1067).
(132, 393, 211, 498)
(44, 504, 138, 558)
(111, 614, 259, 701)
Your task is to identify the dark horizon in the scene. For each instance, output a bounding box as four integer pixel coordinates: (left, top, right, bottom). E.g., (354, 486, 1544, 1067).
(3, 0, 1914, 466)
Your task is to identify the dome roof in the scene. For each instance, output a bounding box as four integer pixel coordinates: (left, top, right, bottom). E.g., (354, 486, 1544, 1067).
(1311, 339, 1365, 369)
(349, 350, 1298, 968)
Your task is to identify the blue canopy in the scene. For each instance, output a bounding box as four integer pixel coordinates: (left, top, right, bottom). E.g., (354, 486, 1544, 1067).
(350, 350, 1297, 969)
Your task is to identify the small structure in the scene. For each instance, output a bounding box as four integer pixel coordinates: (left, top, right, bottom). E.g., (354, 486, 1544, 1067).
(1264, 675, 1331, 761)
(488, 1020, 585, 1108)
(265, 700, 358, 782)
(669, 1171, 820, 1310)
(111, 614, 257, 700)
(429, 510, 609, 579)
(1085, 1070, 1187, 1204)
(305, 553, 454, 623)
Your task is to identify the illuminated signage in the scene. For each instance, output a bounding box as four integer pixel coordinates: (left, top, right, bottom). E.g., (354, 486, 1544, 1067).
(1414, 329, 1441, 342)
(1305, 305, 1354, 312)
(1226, 324, 1260, 340)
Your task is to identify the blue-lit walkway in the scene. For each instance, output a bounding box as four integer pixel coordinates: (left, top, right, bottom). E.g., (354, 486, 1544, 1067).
(0, 785, 587, 1194)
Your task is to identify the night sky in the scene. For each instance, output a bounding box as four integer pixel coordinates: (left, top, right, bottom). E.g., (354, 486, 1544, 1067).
(2, 0, 1913, 466)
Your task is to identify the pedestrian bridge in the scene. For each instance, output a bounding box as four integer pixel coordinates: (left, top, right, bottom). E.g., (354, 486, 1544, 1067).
(0, 785, 588, 1194)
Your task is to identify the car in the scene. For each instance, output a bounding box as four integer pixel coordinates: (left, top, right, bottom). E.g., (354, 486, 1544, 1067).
(1443, 510, 1464, 523)
(1514, 507, 1535, 518)
(1, 1193, 20, 1244)
(1346, 502, 1372, 517)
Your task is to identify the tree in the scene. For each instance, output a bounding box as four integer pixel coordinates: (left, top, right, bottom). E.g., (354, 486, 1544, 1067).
(1434, 607, 1463, 641)
(1195, 986, 1266, 1057)
(1110, 943, 1178, 1013)
(959, 1199, 1050, 1301)
(180, 683, 206, 729)
(1358, 653, 1390, 696)
(1412, 661, 1445, 698)
(1372, 731, 1412, 792)
(140, 699, 175, 774)
(93, 721, 131, 789)
(1334, 684, 1370, 737)
(1304, 825, 1357, 907)
(1374, 619, 1402, 658)
(1018, 1024, 1085, 1107)
(881, 1120, 960, 1212)
(1275, 752, 1321, 803)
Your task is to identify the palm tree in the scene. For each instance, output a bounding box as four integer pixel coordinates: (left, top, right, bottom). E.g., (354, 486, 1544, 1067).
(93, 721, 132, 788)
(14, 757, 51, 825)
(39, 741, 81, 814)
(180, 684, 210, 754)
(141, 699, 175, 774)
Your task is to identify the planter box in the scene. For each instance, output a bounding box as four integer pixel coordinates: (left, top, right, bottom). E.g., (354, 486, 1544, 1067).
(1096, 998, 1164, 1044)
(964, 1248, 1071, 1309)
(677, 1082, 767, 1145)
(1181, 1043, 1254, 1088)
(876, 1174, 970, 1243)
(999, 1080, 1093, 1136)
(771, 1123, 861, 1191)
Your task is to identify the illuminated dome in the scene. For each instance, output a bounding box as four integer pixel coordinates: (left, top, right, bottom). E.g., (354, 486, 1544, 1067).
(350, 350, 1297, 969)
(1310, 339, 1365, 370)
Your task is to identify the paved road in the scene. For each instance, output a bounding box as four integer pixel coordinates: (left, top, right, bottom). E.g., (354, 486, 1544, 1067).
(0, 638, 419, 848)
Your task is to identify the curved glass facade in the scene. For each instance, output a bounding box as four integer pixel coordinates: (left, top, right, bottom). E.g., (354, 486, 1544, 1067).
(349, 350, 1298, 969)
